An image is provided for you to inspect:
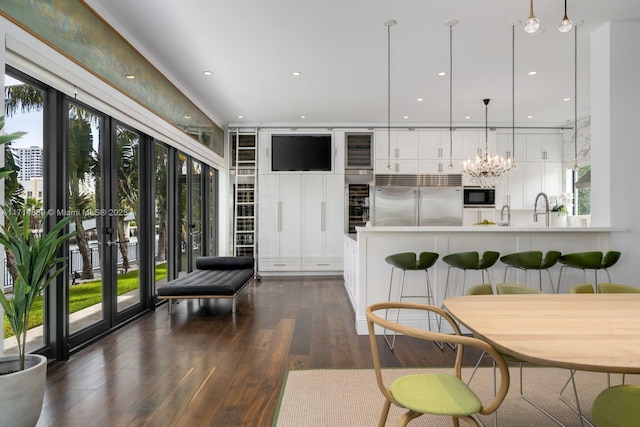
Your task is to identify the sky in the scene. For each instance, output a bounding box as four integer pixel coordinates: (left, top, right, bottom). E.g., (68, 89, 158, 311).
(4, 75, 44, 149)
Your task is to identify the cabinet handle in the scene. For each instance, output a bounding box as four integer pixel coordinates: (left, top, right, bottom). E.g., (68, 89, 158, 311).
(321, 201, 326, 231)
(274, 263, 286, 266)
(438, 163, 443, 173)
(477, 148, 482, 157)
(316, 263, 330, 266)
(278, 201, 282, 231)
(438, 147, 443, 158)
(395, 148, 399, 158)
(395, 163, 399, 173)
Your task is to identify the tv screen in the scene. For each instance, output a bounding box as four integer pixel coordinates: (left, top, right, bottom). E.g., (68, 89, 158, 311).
(271, 134, 332, 171)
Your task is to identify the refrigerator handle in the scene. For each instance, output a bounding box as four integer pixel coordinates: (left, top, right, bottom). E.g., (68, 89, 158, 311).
(278, 201, 282, 231)
(321, 201, 326, 231)
(415, 189, 420, 226)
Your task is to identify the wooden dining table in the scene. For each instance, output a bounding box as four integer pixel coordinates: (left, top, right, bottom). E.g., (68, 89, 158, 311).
(443, 293, 640, 374)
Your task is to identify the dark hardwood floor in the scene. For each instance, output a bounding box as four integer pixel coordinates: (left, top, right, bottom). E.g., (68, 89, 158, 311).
(37, 276, 482, 427)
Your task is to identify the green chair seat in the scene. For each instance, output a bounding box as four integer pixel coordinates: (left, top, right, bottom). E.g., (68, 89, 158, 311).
(465, 283, 493, 296)
(569, 283, 594, 293)
(391, 373, 482, 416)
(597, 282, 640, 293)
(592, 385, 640, 427)
(496, 283, 543, 294)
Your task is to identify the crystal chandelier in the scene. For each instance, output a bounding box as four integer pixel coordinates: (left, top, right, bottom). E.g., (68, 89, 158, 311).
(462, 99, 513, 188)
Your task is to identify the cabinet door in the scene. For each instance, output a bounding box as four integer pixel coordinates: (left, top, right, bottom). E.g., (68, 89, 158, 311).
(542, 134, 563, 161)
(258, 174, 282, 258)
(302, 175, 324, 258)
(542, 161, 564, 196)
(374, 130, 395, 160)
(505, 164, 526, 209)
(302, 175, 345, 259)
(418, 130, 441, 159)
(395, 131, 419, 159)
(323, 174, 346, 259)
(524, 161, 545, 208)
(279, 175, 302, 258)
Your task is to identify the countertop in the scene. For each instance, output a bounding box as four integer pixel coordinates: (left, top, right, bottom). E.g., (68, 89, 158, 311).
(354, 225, 625, 233)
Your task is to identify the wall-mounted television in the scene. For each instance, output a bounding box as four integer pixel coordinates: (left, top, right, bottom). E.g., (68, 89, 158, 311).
(271, 134, 332, 171)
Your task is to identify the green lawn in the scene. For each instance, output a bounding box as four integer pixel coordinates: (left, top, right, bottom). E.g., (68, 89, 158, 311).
(3, 263, 167, 339)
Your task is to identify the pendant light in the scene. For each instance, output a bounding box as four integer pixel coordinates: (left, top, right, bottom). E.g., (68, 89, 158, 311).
(559, 0, 573, 33)
(384, 20, 396, 170)
(511, 21, 517, 169)
(524, 0, 540, 34)
(446, 20, 458, 170)
(572, 22, 579, 171)
(462, 99, 513, 187)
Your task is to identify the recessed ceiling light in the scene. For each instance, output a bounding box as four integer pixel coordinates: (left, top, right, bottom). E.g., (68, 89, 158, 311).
(203, 71, 213, 76)
(563, 97, 571, 102)
(527, 115, 533, 119)
(299, 115, 306, 119)
(292, 72, 302, 76)
(417, 98, 424, 102)
(125, 74, 136, 79)
(237, 115, 244, 119)
(528, 71, 537, 76)
(465, 116, 471, 119)
(184, 115, 191, 119)
(438, 72, 447, 76)
(403, 116, 409, 119)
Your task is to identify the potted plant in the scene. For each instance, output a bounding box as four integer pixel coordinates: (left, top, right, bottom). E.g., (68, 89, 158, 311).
(0, 117, 76, 427)
(550, 203, 568, 227)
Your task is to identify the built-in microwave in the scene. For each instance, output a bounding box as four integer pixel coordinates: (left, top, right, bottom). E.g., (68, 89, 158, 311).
(464, 187, 495, 207)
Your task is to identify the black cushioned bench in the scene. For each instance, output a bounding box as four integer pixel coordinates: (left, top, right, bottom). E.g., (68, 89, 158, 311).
(157, 256, 254, 314)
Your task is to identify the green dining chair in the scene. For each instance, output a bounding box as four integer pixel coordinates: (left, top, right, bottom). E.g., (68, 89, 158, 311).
(465, 283, 494, 296)
(597, 282, 640, 293)
(569, 283, 594, 294)
(592, 385, 640, 427)
(367, 302, 509, 427)
(496, 283, 543, 295)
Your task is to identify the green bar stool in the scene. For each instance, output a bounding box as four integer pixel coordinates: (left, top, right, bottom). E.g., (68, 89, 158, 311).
(442, 251, 499, 300)
(383, 251, 439, 350)
(557, 251, 621, 293)
(499, 251, 561, 293)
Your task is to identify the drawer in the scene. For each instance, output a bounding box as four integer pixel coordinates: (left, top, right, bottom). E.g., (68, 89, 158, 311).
(258, 259, 301, 271)
(302, 259, 343, 271)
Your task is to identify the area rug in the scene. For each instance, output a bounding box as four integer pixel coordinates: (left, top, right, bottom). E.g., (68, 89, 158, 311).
(273, 367, 639, 426)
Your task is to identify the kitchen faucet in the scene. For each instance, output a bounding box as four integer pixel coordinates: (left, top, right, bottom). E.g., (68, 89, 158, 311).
(533, 192, 550, 227)
(500, 204, 511, 226)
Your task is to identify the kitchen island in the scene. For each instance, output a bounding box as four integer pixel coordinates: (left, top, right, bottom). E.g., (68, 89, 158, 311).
(344, 225, 626, 335)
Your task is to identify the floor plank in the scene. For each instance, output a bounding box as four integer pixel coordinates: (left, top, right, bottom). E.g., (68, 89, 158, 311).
(38, 276, 480, 426)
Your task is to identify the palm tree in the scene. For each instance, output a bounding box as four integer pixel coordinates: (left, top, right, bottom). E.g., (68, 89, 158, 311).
(116, 128, 139, 271)
(68, 112, 96, 279)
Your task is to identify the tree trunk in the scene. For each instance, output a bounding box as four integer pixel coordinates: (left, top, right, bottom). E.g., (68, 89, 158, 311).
(74, 216, 94, 279)
(117, 217, 130, 271)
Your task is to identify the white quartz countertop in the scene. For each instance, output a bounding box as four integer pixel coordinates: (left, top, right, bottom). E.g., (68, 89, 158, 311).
(354, 226, 625, 233)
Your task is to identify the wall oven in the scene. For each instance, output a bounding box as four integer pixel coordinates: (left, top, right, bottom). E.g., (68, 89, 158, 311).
(463, 187, 495, 207)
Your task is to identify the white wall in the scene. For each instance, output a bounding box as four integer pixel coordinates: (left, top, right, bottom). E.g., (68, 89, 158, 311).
(591, 21, 640, 284)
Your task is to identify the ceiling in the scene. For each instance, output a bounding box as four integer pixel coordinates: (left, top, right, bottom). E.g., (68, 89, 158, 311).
(85, 0, 640, 130)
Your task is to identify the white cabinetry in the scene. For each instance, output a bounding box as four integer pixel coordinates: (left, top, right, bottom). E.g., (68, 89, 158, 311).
(301, 174, 344, 270)
(258, 174, 302, 271)
(494, 132, 563, 210)
(258, 173, 344, 273)
(374, 130, 419, 174)
(418, 130, 464, 174)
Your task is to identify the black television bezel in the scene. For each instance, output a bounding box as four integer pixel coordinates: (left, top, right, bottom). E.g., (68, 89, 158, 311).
(270, 134, 333, 172)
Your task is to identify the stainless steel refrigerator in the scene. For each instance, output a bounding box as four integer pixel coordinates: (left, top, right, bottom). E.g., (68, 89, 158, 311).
(373, 174, 463, 226)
